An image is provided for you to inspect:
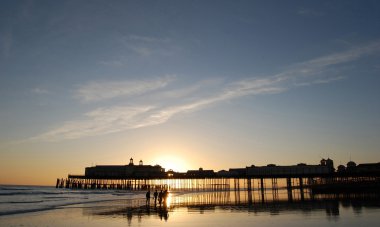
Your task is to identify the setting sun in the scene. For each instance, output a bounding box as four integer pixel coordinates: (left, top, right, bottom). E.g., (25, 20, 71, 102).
(151, 155, 190, 172)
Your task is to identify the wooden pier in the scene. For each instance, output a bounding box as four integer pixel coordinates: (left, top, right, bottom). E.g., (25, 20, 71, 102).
(57, 175, 232, 191)
(57, 158, 380, 199)
(57, 173, 379, 204)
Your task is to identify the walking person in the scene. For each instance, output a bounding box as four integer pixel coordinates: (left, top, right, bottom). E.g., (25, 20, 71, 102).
(158, 190, 163, 206)
(153, 189, 158, 205)
(146, 190, 151, 206)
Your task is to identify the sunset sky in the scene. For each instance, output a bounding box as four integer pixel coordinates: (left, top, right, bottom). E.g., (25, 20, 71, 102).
(1, 0, 380, 185)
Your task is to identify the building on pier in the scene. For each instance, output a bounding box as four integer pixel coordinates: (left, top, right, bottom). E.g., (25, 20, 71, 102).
(338, 161, 380, 174)
(59, 158, 380, 192)
(226, 168, 246, 177)
(216, 169, 245, 177)
(186, 168, 215, 177)
(356, 162, 380, 173)
(85, 158, 165, 178)
(246, 159, 335, 177)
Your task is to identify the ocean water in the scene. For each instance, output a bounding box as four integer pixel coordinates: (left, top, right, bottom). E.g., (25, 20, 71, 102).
(0, 185, 145, 216)
(1, 185, 380, 227)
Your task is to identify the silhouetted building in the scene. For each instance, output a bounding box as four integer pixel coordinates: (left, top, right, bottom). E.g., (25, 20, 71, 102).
(216, 170, 229, 177)
(186, 168, 215, 177)
(334, 161, 380, 174)
(166, 169, 185, 178)
(356, 162, 380, 173)
(228, 168, 247, 177)
(246, 159, 334, 177)
(337, 165, 346, 172)
(321, 158, 335, 172)
(346, 161, 357, 171)
(85, 158, 165, 178)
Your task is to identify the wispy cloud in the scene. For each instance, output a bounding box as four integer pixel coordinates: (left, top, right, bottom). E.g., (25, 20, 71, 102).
(303, 41, 380, 68)
(128, 34, 171, 43)
(27, 79, 288, 142)
(157, 78, 224, 100)
(31, 88, 50, 95)
(123, 34, 179, 57)
(267, 40, 380, 86)
(29, 41, 380, 142)
(127, 46, 153, 56)
(75, 76, 174, 103)
(294, 76, 345, 87)
(98, 57, 128, 67)
(28, 106, 154, 142)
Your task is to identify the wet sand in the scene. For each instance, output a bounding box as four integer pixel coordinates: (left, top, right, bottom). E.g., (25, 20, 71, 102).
(1, 191, 380, 227)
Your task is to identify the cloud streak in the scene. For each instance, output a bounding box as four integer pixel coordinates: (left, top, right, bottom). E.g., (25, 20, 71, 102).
(29, 41, 380, 142)
(75, 76, 174, 103)
(128, 35, 171, 43)
(28, 106, 154, 141)
(123, 34, 180, 57)
(98, 57, 128, 67)
(31, 88, 50, 95)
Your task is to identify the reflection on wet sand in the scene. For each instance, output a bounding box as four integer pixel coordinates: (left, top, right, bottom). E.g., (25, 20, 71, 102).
(82, 190, 380, 225)
(82, 198, 171, 225)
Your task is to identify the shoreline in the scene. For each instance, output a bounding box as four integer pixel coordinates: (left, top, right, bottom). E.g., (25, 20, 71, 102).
(1, 188, 380, 227)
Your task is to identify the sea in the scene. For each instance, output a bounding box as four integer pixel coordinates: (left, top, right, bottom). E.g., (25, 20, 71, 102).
(0, 185, 379, 226)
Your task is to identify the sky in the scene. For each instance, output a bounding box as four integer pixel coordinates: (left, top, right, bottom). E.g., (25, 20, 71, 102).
(1, 0, 380, 185)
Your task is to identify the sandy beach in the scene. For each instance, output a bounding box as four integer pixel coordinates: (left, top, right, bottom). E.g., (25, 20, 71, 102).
(1, 186, 380, 227)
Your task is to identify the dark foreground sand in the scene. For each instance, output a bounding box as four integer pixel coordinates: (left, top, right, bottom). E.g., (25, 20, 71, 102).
(1, 191, 379, 227)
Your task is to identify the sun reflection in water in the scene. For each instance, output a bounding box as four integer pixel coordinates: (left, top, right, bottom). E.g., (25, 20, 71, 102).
(166, 192, 172, 208)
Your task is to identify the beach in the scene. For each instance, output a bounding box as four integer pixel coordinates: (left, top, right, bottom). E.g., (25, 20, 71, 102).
(1, 186, 380, 227)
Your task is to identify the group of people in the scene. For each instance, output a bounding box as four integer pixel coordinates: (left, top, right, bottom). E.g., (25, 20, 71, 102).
(146, 189, 169, 206)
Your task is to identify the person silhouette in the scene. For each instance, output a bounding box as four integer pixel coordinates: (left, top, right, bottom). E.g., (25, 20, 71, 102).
(146, 190, 151, 205)
(153, 190, 158, 205)
(158, 190, 163, 206)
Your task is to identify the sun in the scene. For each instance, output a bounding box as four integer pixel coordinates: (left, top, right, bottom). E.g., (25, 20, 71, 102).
(152, 155, 189, 172)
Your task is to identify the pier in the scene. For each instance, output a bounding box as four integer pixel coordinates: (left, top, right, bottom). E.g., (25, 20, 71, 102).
(57, 158, 380, 198)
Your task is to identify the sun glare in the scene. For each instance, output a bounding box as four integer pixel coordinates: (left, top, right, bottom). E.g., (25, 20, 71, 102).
(152, 155, 189, 172)
(166, 193, 172, 208)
